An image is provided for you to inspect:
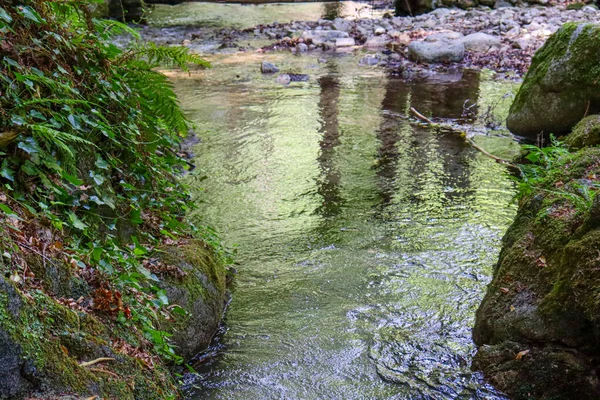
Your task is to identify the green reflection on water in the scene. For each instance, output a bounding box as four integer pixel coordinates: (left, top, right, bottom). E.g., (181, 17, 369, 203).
(174, 53, 518, 399)
(147, 1, 386, 29)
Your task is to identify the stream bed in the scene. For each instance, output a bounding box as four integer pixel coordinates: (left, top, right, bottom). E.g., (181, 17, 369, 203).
(171, 36, 520, 399)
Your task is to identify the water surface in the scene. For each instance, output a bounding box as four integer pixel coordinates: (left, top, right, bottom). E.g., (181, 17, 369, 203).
(174, 52, 519, 399)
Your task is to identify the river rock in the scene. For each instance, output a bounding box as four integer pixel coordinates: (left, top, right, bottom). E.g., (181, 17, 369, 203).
(473, 147, 600, 399)
(507, 23, 600, 139)
(335, 37, 356, 47)
(302, 30, 349, 45)
(407, 34, 465, 63)
(460, 32, 501, 51)
(296, 43, 308, 52)
(364, 35, 388, 48)
(261, 61, 280, 74)
(564, 114, 600, 150)
(158, 241, 228, 360)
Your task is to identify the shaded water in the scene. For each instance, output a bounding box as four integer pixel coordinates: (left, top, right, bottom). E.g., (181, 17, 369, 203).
(174, 52, 519, 399)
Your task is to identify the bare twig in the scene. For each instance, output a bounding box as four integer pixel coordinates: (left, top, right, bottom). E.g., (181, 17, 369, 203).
(79, 357, 115, 368)
(410, 107, 517, 168)
(410, 107, 434, 124)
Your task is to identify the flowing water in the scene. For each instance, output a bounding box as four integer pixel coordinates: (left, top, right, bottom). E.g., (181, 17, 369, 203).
(166, 15, 521, 398)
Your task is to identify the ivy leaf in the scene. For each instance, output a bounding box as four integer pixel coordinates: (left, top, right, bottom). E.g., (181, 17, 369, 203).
(0, 204, 17, 217)
(67, 114, 81, 130)
(95, 156, 109, 170)
(62, 172, 83, 186)
(0, 7, 12, 23)
(130, 208, 143, 225)
(89, 170, 104, 185)
(3, 57, 19, 68)
(0, 161, 14, 182)
(67, 212, 88, 230)
(18, 6, 44, 23)
(18, 137, 40, 154)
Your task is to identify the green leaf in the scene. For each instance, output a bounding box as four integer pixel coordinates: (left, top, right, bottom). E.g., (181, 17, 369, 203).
(0, 203, 17, 217)
(62, 172, 84, 186)
(0, 161, 14, 182)
(95, 156, 109, 170)
(18, 6, 44, 23)
(0, 7, 12, 23)
(68, 212, 88, 230)
(18, 137, 40, 154)
(89, 171, 104, 185)
(130, 208, 143, 225)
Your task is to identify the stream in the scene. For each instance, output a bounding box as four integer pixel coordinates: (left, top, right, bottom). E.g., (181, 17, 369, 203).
(162, 5, 521, 398)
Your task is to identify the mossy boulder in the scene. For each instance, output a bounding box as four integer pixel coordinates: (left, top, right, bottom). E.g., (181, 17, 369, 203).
(473, 147, 600, 399)
(156, 240, 229, 360)
(506, 23, 600, 140)
(564, 114, 600, 150)
(0, 238, 229, 399)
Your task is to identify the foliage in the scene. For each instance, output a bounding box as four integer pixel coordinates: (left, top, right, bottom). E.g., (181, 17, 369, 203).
(515, 136, 599, 213)
(0, 0, 218, 365)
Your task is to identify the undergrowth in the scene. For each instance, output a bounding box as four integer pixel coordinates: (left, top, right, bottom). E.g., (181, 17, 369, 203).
(0, 0, 227, 367)
(515, 136, 600, 215)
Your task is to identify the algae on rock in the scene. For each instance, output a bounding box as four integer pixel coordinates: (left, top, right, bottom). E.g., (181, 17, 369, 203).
(473, 147, 600, 399)
(506, 23, 600, 140)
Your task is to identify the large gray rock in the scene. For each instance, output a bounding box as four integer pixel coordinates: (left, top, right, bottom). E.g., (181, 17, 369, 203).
(473, 148, 600, 399)
(461, 32, 501, 51)
(407, 33, 465, 63)
(507, 23, 600, 139)
(158, 242, 228, 361)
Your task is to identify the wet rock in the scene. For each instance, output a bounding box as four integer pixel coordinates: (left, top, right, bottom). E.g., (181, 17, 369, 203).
(564, 114, 600, 150)
(301, 30, 349, 45)
(359, 55, 380, 66)
(408, 34, 465, 63)
(157, 242, 228, 360)
(261, 61, 280, 74)
(507, 23, 600, 139)
(460, 32, 501, 51)
(473, 147, 600, 399)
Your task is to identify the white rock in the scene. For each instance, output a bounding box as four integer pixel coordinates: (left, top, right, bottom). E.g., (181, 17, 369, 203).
(374, 26, 386, 35)
(335, 37, 356, 47)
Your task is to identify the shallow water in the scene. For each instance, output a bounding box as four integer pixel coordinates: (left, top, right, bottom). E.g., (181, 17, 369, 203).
(147, 1, 389, 28)
(173, 51, 519, 399)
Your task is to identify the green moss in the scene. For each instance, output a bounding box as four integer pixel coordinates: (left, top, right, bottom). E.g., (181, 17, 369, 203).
(0, 284, 179, 399)
(565, 114, 600, 150)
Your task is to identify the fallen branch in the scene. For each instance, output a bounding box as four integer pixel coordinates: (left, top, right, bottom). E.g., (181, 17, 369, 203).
(410, 107, 517, 168)
(79, 357, 115, 368)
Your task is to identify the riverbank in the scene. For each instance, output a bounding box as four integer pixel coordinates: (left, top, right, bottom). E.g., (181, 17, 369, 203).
(140, 3, 599, 76)
(0, 2, 230, 398)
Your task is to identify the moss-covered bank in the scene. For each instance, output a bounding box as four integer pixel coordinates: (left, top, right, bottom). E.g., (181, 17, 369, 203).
(473, 145, 600, 399)
(0, 1, 229, 398)
(0, 237, 229, 399)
